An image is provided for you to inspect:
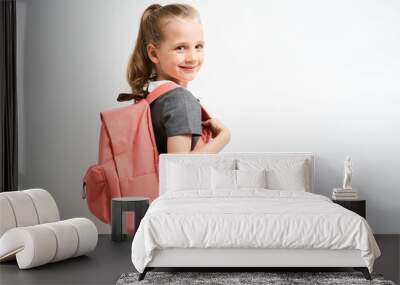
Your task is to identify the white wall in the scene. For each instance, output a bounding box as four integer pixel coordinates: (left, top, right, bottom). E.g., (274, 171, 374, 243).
(16, 0, 400, 234)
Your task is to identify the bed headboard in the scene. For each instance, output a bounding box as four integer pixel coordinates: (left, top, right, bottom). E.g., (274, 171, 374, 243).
(158, 152, 315, 195)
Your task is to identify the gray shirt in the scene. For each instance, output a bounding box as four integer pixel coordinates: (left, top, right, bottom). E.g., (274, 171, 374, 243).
(150, 87, 201, 154)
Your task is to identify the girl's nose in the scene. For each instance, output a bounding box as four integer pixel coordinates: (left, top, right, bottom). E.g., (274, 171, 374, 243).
(186, 50, 198, 62)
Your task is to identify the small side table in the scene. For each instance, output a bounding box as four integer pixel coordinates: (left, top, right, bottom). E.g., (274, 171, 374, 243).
(111, 197, 149, 242)
(332, 199, 366, 219)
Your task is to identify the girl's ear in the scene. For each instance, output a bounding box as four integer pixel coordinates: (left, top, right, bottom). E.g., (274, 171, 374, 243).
(147, 44, 159, 64)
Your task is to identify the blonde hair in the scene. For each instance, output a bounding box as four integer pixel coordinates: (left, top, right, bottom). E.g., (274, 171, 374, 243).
(126, 3, 200, 99)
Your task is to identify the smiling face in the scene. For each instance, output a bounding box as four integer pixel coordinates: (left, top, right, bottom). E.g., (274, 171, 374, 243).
(147, 17, 204, 87)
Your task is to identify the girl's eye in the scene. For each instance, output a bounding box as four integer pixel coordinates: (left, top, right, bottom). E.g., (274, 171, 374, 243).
(175, 45, 204, 51)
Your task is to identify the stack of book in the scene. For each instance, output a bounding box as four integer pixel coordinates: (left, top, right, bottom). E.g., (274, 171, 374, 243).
(332, 188, 358, 200)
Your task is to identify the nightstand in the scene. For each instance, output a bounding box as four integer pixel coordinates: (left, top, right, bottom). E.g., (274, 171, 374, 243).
(332, 199, 366, 219)
(111, 197, 149, 242)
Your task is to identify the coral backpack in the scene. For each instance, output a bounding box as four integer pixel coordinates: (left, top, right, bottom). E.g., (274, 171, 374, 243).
(82, 82, 212, 224)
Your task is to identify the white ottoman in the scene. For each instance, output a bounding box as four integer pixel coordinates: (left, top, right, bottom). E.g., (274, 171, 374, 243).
(0, 189, 98, 269)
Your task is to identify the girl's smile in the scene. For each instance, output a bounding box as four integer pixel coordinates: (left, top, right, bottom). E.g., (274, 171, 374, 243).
(179, 65, 198, 72)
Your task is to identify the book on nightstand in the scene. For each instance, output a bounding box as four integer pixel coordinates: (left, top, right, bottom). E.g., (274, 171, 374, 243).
(332, 188, 358, 200)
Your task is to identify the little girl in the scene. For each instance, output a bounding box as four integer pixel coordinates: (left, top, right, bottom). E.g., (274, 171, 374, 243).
(126, 3, 230, 154)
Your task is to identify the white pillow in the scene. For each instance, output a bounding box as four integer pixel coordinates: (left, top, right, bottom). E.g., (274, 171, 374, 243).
(236, 169, 268, 189)
(211, 168, 268, 190)
(237, 159, 309, 191)
(267, 167, 306, 191)
(211, 168, 236, 190)
(167, 162, 211, 191)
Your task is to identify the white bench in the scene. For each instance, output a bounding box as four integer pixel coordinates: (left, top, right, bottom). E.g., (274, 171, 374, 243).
(0, 188, 97, 269)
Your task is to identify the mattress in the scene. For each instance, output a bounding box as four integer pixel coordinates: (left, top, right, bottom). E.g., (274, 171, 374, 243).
(131, 189, 381, 273)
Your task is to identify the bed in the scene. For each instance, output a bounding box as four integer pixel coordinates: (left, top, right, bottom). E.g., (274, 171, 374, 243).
(131, 153, 381, 281)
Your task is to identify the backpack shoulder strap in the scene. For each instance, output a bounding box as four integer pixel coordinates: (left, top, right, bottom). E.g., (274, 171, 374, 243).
(145, 82, 180, 105)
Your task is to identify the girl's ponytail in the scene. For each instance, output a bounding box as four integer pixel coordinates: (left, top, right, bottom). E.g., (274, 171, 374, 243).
(127, 4, 162, 98)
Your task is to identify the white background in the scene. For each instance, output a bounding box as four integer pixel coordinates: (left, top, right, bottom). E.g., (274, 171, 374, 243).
(16, 0, 400, 234)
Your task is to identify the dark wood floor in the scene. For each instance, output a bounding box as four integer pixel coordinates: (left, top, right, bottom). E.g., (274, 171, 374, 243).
(0, 235, 398, 285)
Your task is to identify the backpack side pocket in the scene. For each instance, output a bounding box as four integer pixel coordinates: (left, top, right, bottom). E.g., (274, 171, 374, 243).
(83, 165, 110, 224)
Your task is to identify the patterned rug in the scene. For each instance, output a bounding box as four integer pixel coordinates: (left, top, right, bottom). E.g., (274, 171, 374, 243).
(116, 271, 396, 285)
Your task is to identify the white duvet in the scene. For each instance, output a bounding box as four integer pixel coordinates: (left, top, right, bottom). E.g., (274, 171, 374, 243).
(131, 190, 380, 273)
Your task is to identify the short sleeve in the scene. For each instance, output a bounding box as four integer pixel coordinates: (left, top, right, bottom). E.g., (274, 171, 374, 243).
(161, 88, 202, 137)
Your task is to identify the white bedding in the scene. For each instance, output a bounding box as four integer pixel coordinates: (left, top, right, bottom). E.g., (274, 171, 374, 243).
(131, 190, 380, 273)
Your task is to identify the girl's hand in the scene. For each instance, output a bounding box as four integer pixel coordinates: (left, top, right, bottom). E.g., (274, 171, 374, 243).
(202, 118, 229, 138)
